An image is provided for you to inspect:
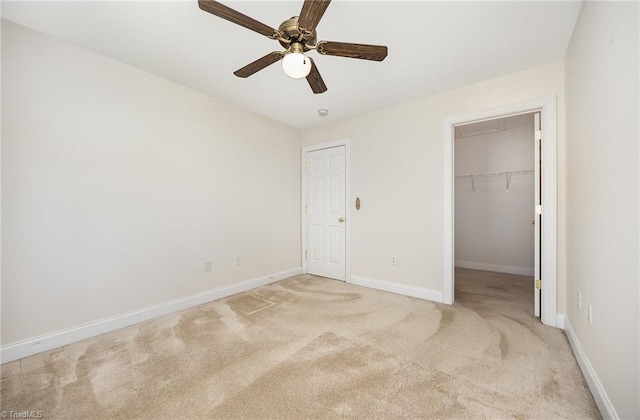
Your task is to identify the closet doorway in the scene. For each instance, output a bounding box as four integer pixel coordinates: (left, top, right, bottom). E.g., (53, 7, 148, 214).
(454, 113, 540, 316)
(443, 97, 558, 327)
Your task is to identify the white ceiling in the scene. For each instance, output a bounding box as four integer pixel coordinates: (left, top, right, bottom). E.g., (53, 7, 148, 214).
(1, 1, 582, 129)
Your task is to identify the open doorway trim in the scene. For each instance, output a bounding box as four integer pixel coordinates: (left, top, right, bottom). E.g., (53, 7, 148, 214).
(301, 139, 351, 282)
(443, 96, 558, 327)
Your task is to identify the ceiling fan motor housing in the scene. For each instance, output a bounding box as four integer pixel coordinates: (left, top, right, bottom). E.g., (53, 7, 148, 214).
(278, 16, 317, 51)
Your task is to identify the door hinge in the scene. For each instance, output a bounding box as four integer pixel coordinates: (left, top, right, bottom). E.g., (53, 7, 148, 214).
(305, 205, 307, 214)
(535, 130, 542, 141)
(535, 279, 542, 290)
(305, 250, 308, 258)
(535, 205, 542, 215)
(304, 161, 309, 170)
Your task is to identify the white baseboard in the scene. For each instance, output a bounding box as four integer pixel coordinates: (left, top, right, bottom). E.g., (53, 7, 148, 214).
(564, 316, 617, 419)
(0, 267, 302, 364)
(455, 260, 534, 276)
(555, 314, 565, 330)
(349, 275, 444, 303)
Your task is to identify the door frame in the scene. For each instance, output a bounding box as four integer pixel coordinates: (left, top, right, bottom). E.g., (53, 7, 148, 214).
(443, 96, 558, 327)
(301, 139, 351, 281)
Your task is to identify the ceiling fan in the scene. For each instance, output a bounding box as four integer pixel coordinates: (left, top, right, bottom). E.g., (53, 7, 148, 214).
(198, 0, 388, 94)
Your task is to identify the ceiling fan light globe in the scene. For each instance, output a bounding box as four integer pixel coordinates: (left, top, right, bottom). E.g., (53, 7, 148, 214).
(282, 52, 312, 79)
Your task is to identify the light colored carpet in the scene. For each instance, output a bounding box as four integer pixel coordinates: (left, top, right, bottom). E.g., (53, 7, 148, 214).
(1, 269, 600, 419)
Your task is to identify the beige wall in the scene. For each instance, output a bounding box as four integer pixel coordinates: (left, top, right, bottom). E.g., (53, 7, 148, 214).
(301, 61, 567, 313)
(564, 1, 639, 418)
(1, 20, 301, 345)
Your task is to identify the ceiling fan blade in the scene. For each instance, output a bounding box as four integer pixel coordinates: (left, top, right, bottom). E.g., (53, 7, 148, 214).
(234, 52, 283, 78)
(198, 0, 278, 39)
(316, 41, 388, 61)
(306, 58, 327, 94)
(298, 0, 331, 33)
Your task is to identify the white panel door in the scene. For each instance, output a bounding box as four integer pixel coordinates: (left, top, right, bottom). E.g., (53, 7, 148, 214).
(534, 112, 542, 317)
(306, 146, 346, 281)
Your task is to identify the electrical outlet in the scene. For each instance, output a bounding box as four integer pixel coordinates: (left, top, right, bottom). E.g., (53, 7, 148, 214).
(577, 291, 582, 310)
(235, 256, 241, 266)
(588, 304, 593, 325)
(204, 261, 212, 273)
(391, 256, 397, 265)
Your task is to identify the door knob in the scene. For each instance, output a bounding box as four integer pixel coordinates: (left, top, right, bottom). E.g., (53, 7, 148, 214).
(339, 217, 345, 223)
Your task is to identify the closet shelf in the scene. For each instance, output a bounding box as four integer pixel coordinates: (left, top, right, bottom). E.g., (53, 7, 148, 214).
(455, 169, 534, 192)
